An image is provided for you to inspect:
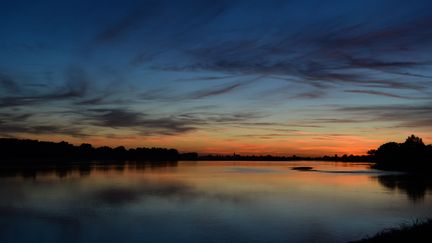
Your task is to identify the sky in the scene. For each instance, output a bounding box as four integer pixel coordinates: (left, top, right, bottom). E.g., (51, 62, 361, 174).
(1, 0, 432, 156)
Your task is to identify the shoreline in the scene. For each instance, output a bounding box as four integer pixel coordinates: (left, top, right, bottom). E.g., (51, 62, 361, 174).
(350, 219, 432, 243)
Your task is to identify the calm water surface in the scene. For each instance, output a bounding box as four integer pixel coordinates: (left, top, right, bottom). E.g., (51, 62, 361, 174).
(1, 161, 431, 243)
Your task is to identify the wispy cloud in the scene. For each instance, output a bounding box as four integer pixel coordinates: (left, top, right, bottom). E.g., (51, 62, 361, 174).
(1, 0, 432, 152)
(151, 4, 432, 96)
(190, 82, 248, 99)
(0, 67, 89, 108)
(92, 2, 162, 46)
(344, 89, 428, 99)
(0, 112, 87, 138)
(85, 108, 198, 135)
(336, 103, 432, 128)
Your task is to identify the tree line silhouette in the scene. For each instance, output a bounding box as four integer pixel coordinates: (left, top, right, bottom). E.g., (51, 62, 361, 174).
(368, 135, 432, 171)
(0, 138, 179, 162)
(195, 153, 372, 162)
(1, 135, 431, 171)
(0, 138, 373, 163)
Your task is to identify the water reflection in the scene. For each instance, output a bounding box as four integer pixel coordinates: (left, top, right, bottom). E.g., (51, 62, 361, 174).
(1, 161, 431, 203)
(289, 163, 432, 201)
(0, 161, 431, 243)
(0, 161, 178, 179)
(373, 174, 432, 202)
(92, 182, 193, 206)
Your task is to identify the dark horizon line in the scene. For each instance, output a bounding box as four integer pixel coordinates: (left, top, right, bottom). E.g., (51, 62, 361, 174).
(0, 137, 372, 162)
(2, 135, 432, 172)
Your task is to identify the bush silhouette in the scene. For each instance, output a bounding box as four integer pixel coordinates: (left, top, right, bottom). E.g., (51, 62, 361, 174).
(370, 135, 432, 171)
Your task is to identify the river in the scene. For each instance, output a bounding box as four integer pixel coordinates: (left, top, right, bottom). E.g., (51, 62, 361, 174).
(1, 161, 431, 242)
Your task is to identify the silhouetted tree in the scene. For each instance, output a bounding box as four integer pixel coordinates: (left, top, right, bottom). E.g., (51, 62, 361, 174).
(404, 135, 424, 147)
(371, 135, 432, 171)
(0, 138, 179, 163)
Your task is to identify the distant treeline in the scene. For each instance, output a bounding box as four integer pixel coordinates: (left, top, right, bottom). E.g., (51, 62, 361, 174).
(0, 138, 372, 164)
(368, 135, 432, 171)
(0, 138, 179, 162)
(185, 153, 372, 162)
(1, 136, 431, 170)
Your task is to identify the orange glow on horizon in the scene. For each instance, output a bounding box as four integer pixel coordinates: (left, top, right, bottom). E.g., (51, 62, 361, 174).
(12, 130, 419, 157)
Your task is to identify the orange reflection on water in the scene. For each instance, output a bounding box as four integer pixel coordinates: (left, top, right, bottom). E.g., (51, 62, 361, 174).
(2, 160, 432, 243)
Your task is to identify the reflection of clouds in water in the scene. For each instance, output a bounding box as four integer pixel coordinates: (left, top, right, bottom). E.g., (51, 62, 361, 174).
(290, 166, 432, 202)
(89, 179, 250, 207)
(291, 166, 382, 174)
(1, 162, 432, 242)
(224, 167, 279, 174)
(91, 181, 196, 206)
(312, 170, 380, 174)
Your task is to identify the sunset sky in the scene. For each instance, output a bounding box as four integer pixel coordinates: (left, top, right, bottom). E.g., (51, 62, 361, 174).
(1, 0, 432, 156)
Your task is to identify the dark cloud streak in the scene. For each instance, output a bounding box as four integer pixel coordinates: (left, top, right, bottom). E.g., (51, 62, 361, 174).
(335, 103, 432, 128)
(0, 67, 89, 108)
(344, 89, 428, 99)
(191, 82, 245, 99)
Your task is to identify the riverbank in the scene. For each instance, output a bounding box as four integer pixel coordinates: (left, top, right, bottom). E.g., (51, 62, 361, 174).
(350, 219, 432, 242)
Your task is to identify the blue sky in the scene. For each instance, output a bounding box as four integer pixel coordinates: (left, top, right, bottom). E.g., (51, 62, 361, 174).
(1, 0, 432, 155)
